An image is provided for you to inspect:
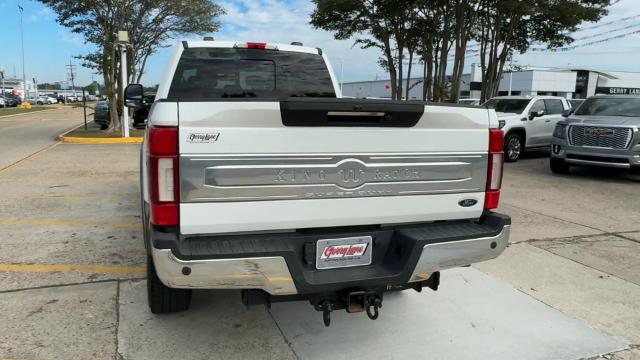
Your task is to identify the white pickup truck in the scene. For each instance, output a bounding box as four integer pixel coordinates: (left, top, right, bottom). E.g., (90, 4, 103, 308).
(124, 40, 511, 326)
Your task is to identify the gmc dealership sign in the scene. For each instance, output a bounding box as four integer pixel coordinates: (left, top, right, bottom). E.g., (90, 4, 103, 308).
(595, 87, 640, 95)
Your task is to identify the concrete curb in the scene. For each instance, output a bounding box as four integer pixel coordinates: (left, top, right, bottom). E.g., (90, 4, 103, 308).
(59, 135, 144, 144)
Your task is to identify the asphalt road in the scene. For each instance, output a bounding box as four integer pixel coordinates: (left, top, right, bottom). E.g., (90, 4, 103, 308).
(0, 109, 638, 359)
(0, 107, 84, 170)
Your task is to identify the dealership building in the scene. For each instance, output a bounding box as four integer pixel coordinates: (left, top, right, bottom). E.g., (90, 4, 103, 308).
(341, 65, 640, 100)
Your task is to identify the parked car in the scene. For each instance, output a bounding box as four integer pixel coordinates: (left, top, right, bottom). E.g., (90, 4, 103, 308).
(125, 40, 511, 325)
(93, 101, 111, 130)
(2, 94, 20, 107)
(483, 95, 571, 162)
(0, 97, 5, 108)
(459, 98, 480, 106)
(36, 95, 56, 105)
(550, 95, 640, 175)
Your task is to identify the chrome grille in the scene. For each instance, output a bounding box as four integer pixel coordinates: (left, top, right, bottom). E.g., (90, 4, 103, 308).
(568, 126, 633, 149)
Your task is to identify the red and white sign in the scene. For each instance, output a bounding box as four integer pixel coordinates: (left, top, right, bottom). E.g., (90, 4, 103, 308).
(320, 243, 368, 259)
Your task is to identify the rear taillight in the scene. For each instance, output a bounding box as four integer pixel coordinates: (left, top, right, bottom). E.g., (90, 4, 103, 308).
(485, 129, 504, 210)
(147, 126, 179, 226)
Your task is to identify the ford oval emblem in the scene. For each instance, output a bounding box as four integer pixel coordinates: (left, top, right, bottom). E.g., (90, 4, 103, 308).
(458, 198, 478, 207)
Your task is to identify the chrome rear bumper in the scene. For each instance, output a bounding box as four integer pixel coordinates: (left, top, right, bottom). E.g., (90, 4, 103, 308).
(152, 250, 298, 295)
(151, 215, 511, 296)
(409, 225, 510, 282)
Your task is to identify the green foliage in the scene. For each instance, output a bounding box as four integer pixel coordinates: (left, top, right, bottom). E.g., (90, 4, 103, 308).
(37, 0, 225, 131)
(476, 0, 611, 101)
(311, 0, 612, 102)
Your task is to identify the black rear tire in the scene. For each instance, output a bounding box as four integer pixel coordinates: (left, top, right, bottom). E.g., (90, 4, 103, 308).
(550, 158, 570, 174)
(504, 133, 523, 162)
(147, 255, 192, 314)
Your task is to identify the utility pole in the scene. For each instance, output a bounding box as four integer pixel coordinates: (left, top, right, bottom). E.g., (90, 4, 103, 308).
(66, 60, 76, 101)
(18, 4, 26, 102)
(117, 31, 130, 138)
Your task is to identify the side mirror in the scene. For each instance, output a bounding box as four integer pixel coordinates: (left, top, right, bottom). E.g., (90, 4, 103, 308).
(562, 109, 571, 117)
(124, 84, 144, 108)
(529, 110, 544, 120)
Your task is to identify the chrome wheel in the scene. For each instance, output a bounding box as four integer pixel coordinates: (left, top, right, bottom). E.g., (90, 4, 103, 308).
(506, 135, 522, 161)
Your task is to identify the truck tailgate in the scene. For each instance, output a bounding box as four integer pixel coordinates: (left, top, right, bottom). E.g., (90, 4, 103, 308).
(177, 101, 491, 235)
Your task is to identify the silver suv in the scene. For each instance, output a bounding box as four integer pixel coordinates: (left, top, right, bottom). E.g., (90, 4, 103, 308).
(550, 95, 640, 175)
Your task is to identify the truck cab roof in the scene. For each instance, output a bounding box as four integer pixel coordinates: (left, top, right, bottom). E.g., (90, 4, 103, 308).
(182, 40, 322, 55)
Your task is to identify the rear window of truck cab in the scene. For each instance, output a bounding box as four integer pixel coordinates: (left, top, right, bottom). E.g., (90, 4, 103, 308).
(167, 48, 336, 100)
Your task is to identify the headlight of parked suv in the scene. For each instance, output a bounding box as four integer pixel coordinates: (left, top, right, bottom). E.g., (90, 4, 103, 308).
(553, 124, 566, 139)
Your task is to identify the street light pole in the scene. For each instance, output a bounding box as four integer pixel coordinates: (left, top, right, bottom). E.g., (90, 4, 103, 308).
(118, 44, 130, 138)
(117, 31, 130, 138)
(18, 5, 27, 102)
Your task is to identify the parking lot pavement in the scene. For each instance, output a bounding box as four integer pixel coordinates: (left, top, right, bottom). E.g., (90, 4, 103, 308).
(0, 142, 639, 359)
(500, 153, 640, 233)
(117, 282, 296, 360)
(0, 107, 84, 170)
(270, 268, 624, 360)
(0, 143, 144, 292)
(0, 282, 117, 360)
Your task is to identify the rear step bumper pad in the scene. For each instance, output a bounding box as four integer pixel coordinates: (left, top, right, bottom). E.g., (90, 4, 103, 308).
(151, 212, 510, 295)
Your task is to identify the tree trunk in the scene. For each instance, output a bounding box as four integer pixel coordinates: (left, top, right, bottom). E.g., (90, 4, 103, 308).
(382, 36, 398, 100)
(405, 50, 413, 100)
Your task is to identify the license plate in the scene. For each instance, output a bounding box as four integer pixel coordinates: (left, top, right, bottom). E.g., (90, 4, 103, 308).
(316, 236, 372, 270)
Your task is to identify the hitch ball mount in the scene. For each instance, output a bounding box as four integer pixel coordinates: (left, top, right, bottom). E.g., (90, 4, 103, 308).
(315, 291, 383, 327)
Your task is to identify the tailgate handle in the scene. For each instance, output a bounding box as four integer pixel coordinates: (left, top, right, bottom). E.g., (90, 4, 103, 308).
(327, 111, 386, 117)
(327, 111, 386, 125)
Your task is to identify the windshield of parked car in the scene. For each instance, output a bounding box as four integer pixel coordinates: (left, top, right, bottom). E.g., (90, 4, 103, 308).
(168, 48, 336, 100)
(574, 97, 640, 117)
(482, 99, 530, 114)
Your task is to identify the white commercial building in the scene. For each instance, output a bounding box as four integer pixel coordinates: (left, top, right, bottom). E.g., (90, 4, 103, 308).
(0, 78, 37, 99)
(341, 65, 640, 100)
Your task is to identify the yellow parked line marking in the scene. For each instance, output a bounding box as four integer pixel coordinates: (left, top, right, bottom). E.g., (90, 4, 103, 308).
(0, 263, 145, 274)
(60, 136, 143, 144)
(0, 194, 134, 201)
(0, 218, 139, 228)
(0, 142, 60, 174)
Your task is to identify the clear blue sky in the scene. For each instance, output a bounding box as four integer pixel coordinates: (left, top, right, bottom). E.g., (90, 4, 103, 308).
(1, 0, 639, 87)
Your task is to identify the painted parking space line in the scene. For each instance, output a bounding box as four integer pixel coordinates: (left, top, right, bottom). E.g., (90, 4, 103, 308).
(0, 194, 135, 201)
(0, 263, 145, 274)
(0, 142, 60, 174)
(0, 218, 139, 228)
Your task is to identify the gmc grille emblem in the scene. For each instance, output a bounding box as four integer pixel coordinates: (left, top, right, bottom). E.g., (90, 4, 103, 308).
(584, 128, 614, 137)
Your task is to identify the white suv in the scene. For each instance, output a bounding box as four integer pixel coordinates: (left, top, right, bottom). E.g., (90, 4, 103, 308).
(484, 96, 571, 161)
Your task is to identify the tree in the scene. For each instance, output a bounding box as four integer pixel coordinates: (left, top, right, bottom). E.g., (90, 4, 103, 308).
(476, 0, 611, 102)
(412, 0, 476, 102)
(38, 0, 224, 132)
(311, 0, 417, 100)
